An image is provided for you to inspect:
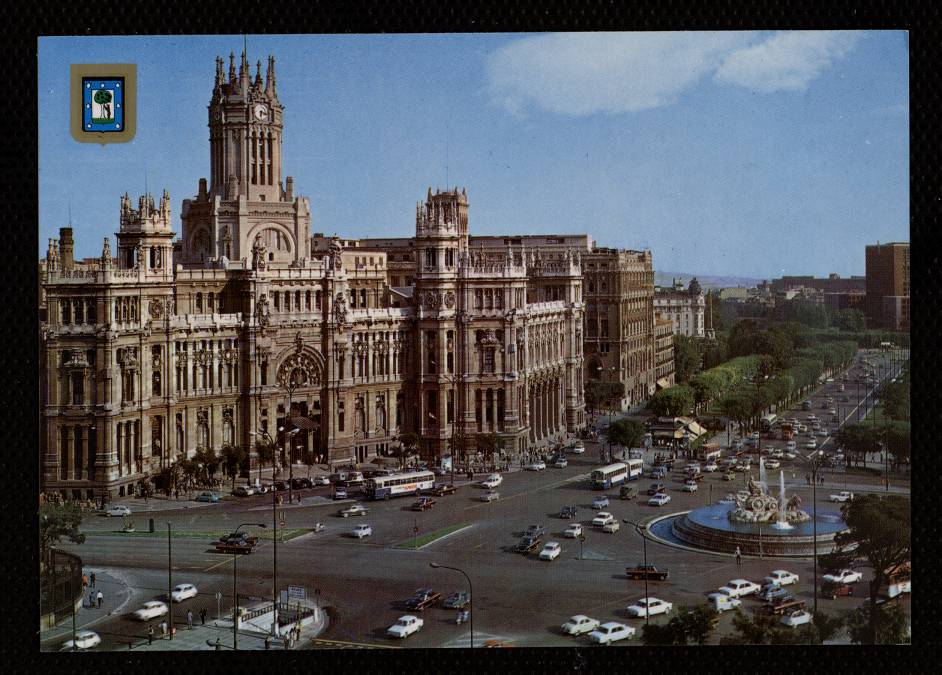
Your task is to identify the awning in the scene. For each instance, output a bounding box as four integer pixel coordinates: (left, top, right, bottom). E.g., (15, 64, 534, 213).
(655, 378, 672, 390)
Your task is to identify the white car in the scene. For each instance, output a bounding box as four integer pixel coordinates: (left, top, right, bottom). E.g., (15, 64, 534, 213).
(386, 615, 423, 638)
(60, 630, 102, 651)
(570, 441, 586, 455)
(784, 452, 797, 461)
(133, 600, 169, 621)
(708, 593, 742, 613)
(785, 441, 797, 451)
(764, 570, 799, 587)
(588, 621, 635, 645)
(805, 439, 818, 450)
(480, 490, 500, 502)
(822, 569, 862, 585)
(171, 583, 198, 602)
(351, 524, 373, 538)
(626, 597, 673, 618)
(602, 521, 621, 533)
(829, 491, 854, 503)
(770, 448, 784, 459)
(561, 615, 601, 636)
(718, 579, 761, 598)
(592, 512, 614, 527)
(233, 485, 255, 497)
(106, 505, 131, 517)
(539, 541, 562, 561)
(564, 523, 583, 538)
(764, 459, 780, 470)
(703, 462, 719, 473)
(681, 482, 698, 493)
(340, 504, 369, 518)
(480, 474, 503, 489)
(780, 609, 813, 628)
(648, 493, 671, 507)
(806, 414, 818, 422)
(526, 461, 547, 471)
(816, 429, 828, 438)
(313, 476, 330, 486)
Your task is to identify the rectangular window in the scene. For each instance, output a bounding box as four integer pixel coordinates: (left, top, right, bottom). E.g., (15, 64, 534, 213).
(447, 391, 454, 424)
(425, 248, 436, 267)
(71, 372, 84, 405)
(338, 402, 345, 432)
(483, 349, 495, 374)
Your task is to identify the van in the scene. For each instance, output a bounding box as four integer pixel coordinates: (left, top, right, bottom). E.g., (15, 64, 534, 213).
(708, 593, 742, 613)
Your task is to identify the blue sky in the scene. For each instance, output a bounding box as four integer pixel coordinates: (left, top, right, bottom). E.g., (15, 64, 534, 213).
(38, 32, 908, 279)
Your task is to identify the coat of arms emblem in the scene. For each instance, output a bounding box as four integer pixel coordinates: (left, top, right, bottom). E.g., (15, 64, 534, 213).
(82, 77, 125, 132)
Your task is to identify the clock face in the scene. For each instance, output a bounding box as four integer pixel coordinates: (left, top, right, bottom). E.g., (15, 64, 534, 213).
(253, 104, 269, 121)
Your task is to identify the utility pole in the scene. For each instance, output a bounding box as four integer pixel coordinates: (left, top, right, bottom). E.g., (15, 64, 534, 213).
(167, 522, 173, 640)
(272, 488, 279, 637)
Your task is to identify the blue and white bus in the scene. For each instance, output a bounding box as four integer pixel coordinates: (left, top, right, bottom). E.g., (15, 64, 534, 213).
(364, 470, 436, 500)
(591, 463, 629, 489)
(625, 458, 644, 481)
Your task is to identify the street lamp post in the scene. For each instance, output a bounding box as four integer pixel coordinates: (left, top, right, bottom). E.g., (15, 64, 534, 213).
(430, 562, 473, 649)
(624, 519, 650, 627)
(803, 451, 822, 615)
(166, 522, 173, 641)
(230, 522, 266, 650)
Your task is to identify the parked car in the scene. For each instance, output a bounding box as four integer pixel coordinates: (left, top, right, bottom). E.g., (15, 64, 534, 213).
(718, 579, 761, 598)
(525, 524, 547, 538)
(703, 461, 719, 473)
(539, 541, 562, 561)
(602, 520, 621, 533)
(681, 480, 698, 493)
(170, 583, 198, 603)
(648, 493, 671, 507)
(626, 597, 673, 618)
(339, 504, 369, 518)
(133, 600, 169, 621)
(333, 487, 348, 500)
(411, 497, 436, 511)
(830, 491, 855, 503)
(60, 630, 102, 651)
(561, 615, 601, 636)
(650, 466, 668, 479)
(194, 491, 219, 503)
(564, 523, 583, 538)
(708, 593, 742, 613)
(386, 615, 423, 639)
(442, 591, 470, 609)
(592, 495, 610, 509)
(821, 580, 855, 599)
(570, 441, 586, 454)
(552, 457, 569, 468)
(591, 512, 614, 527)
(822, 569, 862, 585)
(350, 524, 373, 539)
(587, 622, 635, 645)
(233, 485, 255, 497)
(558, 505, 578, 519)
(480, 490, 500, 502)
(758, 584, 791, 603)
(780, 609, 813, 628)
(804, 440, 818, 450)
(405, 588, 442, 611)
(272, 480, 288, 491)
(106, 505, 132, 517)
(526, 461, 547, 471)
(764, 570, 799, 587)
(313, 476, 330, 486)
(764, 459, 781, 470)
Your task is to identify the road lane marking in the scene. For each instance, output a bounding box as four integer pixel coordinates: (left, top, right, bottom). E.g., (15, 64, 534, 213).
(203, 558, 234, 573)
(311, 638, 399, 649)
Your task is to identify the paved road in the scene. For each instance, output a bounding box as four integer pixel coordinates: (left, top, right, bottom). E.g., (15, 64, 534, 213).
(47, 349, 909, 650)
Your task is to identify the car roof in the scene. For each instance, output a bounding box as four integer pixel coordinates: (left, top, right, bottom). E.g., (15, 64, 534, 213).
(599, 622, 624, 629)
(76, 630, 97, 638)
(729, 579, 750, 584)
(569, 614, 590, 621)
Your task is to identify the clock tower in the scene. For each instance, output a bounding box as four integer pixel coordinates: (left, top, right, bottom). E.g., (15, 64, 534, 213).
(207, 51, 284, 202)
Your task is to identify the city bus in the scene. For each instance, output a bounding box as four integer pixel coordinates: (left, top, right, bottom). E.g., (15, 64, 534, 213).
(760, 414, 778, 433)
(591, 462, 629, 490)
(363, 470, 435, 500)
(625, 458, 644, 480)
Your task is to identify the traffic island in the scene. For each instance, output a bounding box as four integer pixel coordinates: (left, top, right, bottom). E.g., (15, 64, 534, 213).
(393, 523, 471, 550)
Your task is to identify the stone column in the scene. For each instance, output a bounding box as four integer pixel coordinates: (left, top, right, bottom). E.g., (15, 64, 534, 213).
(116, 423, 124, 476)
(77, 426, 87, 480)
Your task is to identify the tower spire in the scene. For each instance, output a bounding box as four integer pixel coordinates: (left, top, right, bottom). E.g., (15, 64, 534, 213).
(228, 52, 236, 83)
(215, 55, 224, 86)
(254, 60, 262, 87)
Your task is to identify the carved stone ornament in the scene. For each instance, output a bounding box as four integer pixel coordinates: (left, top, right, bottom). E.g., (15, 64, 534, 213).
(196, 407, 209, 424)
(423, 291, 440, 310)
(333, 293, 348, 324)
(196, 349, 210, 366)
(152, 351, 161, 369)
(175, 351, 188, 366)
(252, 234, 267, 271)
(276, 352, 321, 389)
(223, 348, 235, 363)
(353, 341, 367, 355)
(65, 349, 89, 368)
(118, 347, 138, 369)
(148, 298, 163, 320)
(375, 340, 389, 355)
(295, 331, 304, 353)
(444, 291, 456, 309)
(480, 329, 499, 345)
(222, 406, 233, 423)
(255, 294, 271, 327)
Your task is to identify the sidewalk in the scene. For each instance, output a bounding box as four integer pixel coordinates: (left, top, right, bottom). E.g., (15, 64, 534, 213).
(40, 567, 133, 647)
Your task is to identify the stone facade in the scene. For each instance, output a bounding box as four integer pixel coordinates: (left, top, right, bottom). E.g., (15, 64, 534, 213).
(39, 52, 599, 501)
(653, 278, 705, 337)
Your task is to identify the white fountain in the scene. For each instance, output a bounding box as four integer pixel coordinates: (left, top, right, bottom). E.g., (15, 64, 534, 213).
(758, 456, 768, 493)
(771, 469, 794, 530)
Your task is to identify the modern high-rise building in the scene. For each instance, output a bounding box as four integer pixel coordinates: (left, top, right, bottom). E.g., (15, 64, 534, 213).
(865, 242, 910, 331)
(38, 52, 675, 502)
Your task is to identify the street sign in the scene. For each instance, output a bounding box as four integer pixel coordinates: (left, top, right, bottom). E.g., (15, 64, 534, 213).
(288, 585, 306, 600)
(215, 591, 222, 601)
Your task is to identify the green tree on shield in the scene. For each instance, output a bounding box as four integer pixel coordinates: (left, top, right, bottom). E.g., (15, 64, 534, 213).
(93, 89, 113, 120)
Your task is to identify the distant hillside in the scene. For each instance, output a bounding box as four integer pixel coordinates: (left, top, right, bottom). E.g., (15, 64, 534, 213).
(654, 271, 763, 290)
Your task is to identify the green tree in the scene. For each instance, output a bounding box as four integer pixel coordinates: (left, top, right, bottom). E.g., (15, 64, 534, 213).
(721, 393, 753, 433)
(846, 602, 910, 645)
(93, 88, 113, 119)
(837, 423, 881, 468)
(40, 501, 87, 565)
(640, 604, 717, 645)
(834, 495, 911, 645)
(880, 381, 910, 421)
(475, 432, 503, 466)
(605, 419, 645, 449)
(727, 319, 762, 359)
(398, 432, 420, 469)
(673, 334, 703, 384)
(882, 421, 910, 467)
(647, 385, 694, 417)
(221, 444, 247, 490)
(254, 438, 276, 475)
(835, 308, 866, 332)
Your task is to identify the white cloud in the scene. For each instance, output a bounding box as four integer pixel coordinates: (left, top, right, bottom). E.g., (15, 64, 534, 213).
(714, 31, 864, 93)
(486, 31, 864, 116)
(486, 32, 756, 116)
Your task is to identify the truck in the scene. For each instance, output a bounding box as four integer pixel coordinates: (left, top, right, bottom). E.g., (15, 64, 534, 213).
(829, 491, 855, 503)
(625, 564, 669, 581)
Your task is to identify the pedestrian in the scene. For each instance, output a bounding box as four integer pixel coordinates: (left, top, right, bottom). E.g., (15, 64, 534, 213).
(96, 589, 104, 608)
(214, 637, 221, 650)
(199, 608, 207, 625)
(735, 546, 742, 566)
(147, 625, 154, 645)
(88, 590, 95, 608)
(187, 609, 193, 629)
(82, 574, 89, 589)
(265, 635, 271, 650)
(90, 572, 96, 588)
(160, 620, 168, 638)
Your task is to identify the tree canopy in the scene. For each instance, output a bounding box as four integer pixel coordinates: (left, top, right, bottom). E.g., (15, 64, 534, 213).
(647, 385, 694, 417)
(605, 419, 645, 448)
(672, 334, 704, 384)
(40, 501, 86, 561)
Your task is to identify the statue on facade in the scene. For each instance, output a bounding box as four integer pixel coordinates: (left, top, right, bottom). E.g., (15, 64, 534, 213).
(333, 292, 348, 325)
(255, 293, 271, 327)
(252, 233, 267, 271)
